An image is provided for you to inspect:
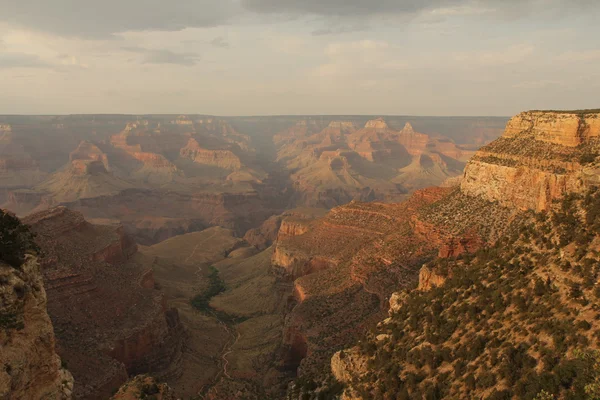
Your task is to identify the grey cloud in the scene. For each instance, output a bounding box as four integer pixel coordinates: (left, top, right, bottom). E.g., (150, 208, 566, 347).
(0, 0, 240, 37)
(242, 0, 597, 17)
(122, 47, 200, 66)
(0, 53, 50, 69)
(242, 0, 448, 16)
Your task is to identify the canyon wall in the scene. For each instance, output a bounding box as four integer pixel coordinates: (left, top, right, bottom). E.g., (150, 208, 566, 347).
(0, 257, 74, 399)
(23, 207, 184, 399)
(461, 110, 600, 211)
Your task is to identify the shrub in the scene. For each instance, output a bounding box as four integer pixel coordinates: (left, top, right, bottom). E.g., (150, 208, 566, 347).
(0, 210, 39, 268)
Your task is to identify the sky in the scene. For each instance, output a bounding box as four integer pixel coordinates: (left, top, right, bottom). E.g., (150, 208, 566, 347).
(0, 0, 599, 116)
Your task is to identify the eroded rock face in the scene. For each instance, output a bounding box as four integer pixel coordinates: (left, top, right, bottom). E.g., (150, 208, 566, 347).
(331, 347, 369, 385)
(243, 214, 283, 250)
(417, 265, 446, 291)
(0, 257, 74, 400)
(70, 141, 110, 171)
(111, 375, 177, 400)
(505, 111, 600, 147)
(276, 117, 469, 207)
(23, 207, 184, 399)
(461, 110, 600, 211)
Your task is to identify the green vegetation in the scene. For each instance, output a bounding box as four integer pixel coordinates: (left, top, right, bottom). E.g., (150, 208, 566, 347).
(190, 266, 226, 311)
(189, 266, 248, 324)
(346, 189, 600, 399)
(0, 209, 39, 268)
(0, 311, 24, 330)
(529, 109, 600, 115)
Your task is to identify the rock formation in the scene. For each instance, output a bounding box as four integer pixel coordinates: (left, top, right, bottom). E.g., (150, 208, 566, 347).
(180, 138, 242, 170)
(461, 110, 600, 211)
(34, 141, 133, 204)
(0, 257, 74, 400)
(111, 375, 177, 400)
(296, 109, 600, 399)
(276, 118, 470, 207)
(23, 207, 184, 399)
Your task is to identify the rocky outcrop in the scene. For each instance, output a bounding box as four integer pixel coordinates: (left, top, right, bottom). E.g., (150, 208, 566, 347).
(504, 111, 600, 147)
(461, 110, 600, 211)
(70, 141, 110, 171)
(278, 217, 310, 238)
(331, 346, 369, 385)
(111, 375, 177, 400)
(397, 123, 430, 156)
(33, 141, 133, 204)
(0, 257, 74, 400)
(363, 118, 389, 130)
(417, 265, 446, 291)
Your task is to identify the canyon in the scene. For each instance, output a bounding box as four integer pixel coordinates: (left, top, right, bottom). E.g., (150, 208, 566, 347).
(1, 113, 514, 399)
(290, 109, 600, 399)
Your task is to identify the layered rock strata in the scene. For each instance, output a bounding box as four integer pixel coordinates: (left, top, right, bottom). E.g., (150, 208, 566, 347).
(461, 110, 600, 211)
(23, 207, 184, 399)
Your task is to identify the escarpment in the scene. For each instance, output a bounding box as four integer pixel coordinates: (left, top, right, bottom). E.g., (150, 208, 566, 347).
(23, 207, 184, 399)
(461, 110, 600, 211)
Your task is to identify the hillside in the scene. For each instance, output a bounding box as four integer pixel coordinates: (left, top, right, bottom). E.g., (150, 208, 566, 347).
(285, 110, 600, 399)
(327, 189, 600, 400)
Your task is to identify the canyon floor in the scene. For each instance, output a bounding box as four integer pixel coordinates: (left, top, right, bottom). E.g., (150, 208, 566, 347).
(140, 228, 293, 399)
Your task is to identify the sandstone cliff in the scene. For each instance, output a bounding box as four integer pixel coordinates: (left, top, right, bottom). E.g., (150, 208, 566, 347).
(461, 110, 600, 211)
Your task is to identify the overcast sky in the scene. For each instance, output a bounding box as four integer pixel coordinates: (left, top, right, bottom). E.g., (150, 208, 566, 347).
(0, 0, 599, 116)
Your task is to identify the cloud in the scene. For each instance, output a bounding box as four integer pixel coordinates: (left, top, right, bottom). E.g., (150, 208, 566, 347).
(0, 0, 240, 38)
(210, 37, 230, 48)
(555, 50, 600, 63)
(0, 0, 596, 40)
(452, 44, 535, 67)
(0, 52, 50, 69)
(122, 46, 201, 66)
(242, 0, 597, 18)
(311, 24, 369, 36)
(312, 40, 407, 79)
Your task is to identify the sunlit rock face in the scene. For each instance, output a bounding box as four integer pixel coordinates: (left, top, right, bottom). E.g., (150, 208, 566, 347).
(461, 110, 600, 211)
